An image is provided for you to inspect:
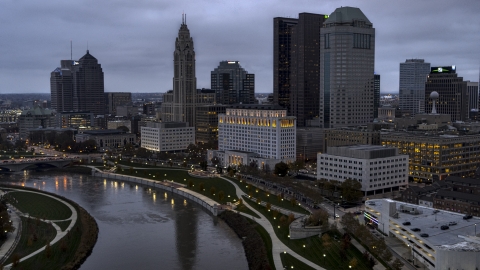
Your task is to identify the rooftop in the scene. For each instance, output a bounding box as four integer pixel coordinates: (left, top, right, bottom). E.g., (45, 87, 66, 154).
(366, 199, 480, 250)
(324, 6, 372, 25)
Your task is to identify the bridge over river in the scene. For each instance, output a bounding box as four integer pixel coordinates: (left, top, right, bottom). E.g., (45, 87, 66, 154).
(0, 158, 77, 172)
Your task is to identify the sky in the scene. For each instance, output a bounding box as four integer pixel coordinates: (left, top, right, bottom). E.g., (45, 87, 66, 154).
(1, 0, 479, 94)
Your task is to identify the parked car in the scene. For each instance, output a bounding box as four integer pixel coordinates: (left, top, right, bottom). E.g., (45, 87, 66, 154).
(411, 228, 421, 232)
(441, 225, 449, 230)
(420, 233, 429, 237)
(463, 215, 473, 220)
(448, 221, 457, 226)
(402, 221, 411, 226)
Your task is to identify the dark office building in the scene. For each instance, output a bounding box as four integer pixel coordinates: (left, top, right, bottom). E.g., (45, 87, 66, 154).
(289, 13, 327, 127)
(425, 66, 469, 122)
(72, 50, 105, 116)
(211, 61, 255, 105)
(374, 74, 380, 118)
(50, 60, 74, 113)
(105, 92, 132, 115)
(273, 16, 298, 113)
(195, 104, 227, 146)
(143, 102, 155, 115)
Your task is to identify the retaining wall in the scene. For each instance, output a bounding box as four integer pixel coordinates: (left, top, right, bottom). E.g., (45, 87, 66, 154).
(92, 171, 221, 216)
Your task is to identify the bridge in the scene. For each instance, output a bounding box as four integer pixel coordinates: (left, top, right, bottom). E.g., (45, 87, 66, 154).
(0, 158, 77, 173)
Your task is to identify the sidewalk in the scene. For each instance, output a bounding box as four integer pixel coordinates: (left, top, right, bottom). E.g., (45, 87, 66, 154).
(221, 176, 324, 270)
(0, 205, 21, 263)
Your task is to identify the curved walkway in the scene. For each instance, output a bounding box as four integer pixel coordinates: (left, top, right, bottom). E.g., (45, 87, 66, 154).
(220, 176, 324, 270)
(1, 189, 78, 269)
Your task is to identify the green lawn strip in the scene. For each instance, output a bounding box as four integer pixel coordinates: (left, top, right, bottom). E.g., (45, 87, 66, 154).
(236, 203, 261, 219)
(247, 218, 275, 269)
(6, 191, 72, 220)
(245, 197, 372, 270)
(54, 220, 71, 231)
(12, 219, 83, 270)
(116, 160, 187, 169)
(280, 252, 316, 270)
(113, 167, 239, 205)
(4, 217, 57, 265)
(225, 176, 309, 215)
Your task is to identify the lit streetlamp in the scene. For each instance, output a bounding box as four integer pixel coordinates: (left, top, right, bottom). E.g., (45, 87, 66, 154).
(323, 254, 326, 265)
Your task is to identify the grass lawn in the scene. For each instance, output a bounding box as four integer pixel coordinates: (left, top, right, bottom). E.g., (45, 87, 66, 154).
(225, 176, 310, 215)
(280, 252, 316, 270)
(4, 217, 57, 265)
(6, 191, 72, 220)
(54, 220, 71, 231)
(245, 198, 373, 270)
(247, 217, 275, 268)
(113, 167, 239, 205)
(12, 218, 84, 269)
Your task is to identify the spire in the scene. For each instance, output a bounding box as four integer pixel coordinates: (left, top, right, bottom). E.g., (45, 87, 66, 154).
(182, 12, 184, 25)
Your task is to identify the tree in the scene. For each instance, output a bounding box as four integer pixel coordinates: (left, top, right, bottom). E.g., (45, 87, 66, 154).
(188, 180, 193, 188)
(340, 212, 359, 233)
(391, 258, 404, 270)
(210, 186, 216, 196)
(45, 242, 52, 258)
(321, 233, 331, 249)
(274, 161, 289, 176)
(211, 156, 220, 166)
(290, 197, 297, 206)
(199, 161, 208, 171)
(382, 248, 393, 262)
(218, 191, 225, 201)
(287, 213, 295, 225)
(266, 202, 271, 211)
(198, 182, 205, 192)
(116, 126, 130, 132)
(340, 179, 363, 202)
(279, 215, 287, 226)
(349, 258, 358, 268)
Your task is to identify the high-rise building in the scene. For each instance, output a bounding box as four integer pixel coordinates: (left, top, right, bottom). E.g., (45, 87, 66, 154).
(399, 59, 431, 116)
(290, 13, 327, 127)
(273, 17, 298, 113)
(373, 74, 380, 118)
(105, 92, 132, 115)
(211, 61, 255, 105)
(50, 60, 74, 113)
(172, 15, 197, 126)
(72, 51, 105, 116)
(319, 7, 375, 128)
(195, 104, 227, 145)
(467, 81, 479, 112)
(425, 66, 469, 122)
(273, 13, 327, 126)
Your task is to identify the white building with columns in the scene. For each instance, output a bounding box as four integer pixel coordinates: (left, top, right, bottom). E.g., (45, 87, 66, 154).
(208, 105, 296, 169)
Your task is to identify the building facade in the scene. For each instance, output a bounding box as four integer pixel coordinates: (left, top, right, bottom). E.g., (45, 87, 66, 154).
(381, 132, 480, 182)
(56, 111, 94, 129)
(50, 60, 74, 113)
(105, 92, 132, 115)
(319, 7, 375, 128)
(141, 122, 194, 152)
(399, 59, 431, 116)
(195, 104, 227, 145)
(425, 66, 469, 122)
(324, 127, 381, 151)
(296, 127, 325, 161)
(467, 81, 479, 112)
(374, 74, 380, 118)
(211, 61, 255, 105)
(317, 145, 409, 196)
(75, 129, 135, 151)
(18, 107, 56, 140)
(289, 13, 327, 127)
(107, 120, 131, 132)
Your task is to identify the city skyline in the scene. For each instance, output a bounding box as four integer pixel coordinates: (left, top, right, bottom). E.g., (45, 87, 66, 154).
(1, 0, 479, 94)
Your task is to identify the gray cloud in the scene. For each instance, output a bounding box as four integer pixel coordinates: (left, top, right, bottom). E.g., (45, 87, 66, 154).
(0, 0, 479, 94)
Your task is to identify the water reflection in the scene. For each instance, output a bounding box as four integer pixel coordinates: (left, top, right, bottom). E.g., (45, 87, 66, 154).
(0, 171, 247, 270)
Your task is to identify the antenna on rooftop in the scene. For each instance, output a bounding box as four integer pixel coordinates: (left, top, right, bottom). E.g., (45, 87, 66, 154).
(70, 40, 72, 61)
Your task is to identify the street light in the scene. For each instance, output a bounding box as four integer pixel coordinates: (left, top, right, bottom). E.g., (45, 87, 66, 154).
(323, 254, 326, 265)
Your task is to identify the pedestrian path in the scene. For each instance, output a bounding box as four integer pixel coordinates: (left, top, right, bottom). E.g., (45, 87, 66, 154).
(0, 189, 78, 269)
(220, 176, 324, 270)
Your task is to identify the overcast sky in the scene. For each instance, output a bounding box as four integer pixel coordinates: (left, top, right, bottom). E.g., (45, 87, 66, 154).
(1, 0, 479, 94)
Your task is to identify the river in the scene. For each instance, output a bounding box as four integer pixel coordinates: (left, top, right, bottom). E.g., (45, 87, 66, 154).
(0, 171, 248, 270)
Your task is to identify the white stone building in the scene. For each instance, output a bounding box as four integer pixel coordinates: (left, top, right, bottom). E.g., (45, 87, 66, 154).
(141, 122, 194, 152)
(208, 105, 296, 169)
(317, 145, 408, 196)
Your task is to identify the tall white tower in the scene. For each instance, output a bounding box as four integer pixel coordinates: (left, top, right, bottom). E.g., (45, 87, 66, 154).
(430, 91, 439, 114)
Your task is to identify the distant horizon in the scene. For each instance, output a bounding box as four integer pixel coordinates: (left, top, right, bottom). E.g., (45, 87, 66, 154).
(0, 91, 402, 95)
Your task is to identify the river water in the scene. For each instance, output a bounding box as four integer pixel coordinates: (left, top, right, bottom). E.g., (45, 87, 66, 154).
(0, 171, 248, 270)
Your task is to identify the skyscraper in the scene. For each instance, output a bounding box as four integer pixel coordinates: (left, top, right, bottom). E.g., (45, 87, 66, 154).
(211, 61, 255, 105)
(290, 13, 327, 127)
(374, 74, 380, 118)
(273, 17, 298, 113)
(319, 7, 375, 128)
(273, 13, 327, 126)
(467, 81, 479, 111)
(425, 66, 468, 122)
(105, 92, 132, 115)
(72, 50, 105, 116)
(172, 15, 197, 126)
(399, 59, 431, 116)
(50, 60, 74, 113)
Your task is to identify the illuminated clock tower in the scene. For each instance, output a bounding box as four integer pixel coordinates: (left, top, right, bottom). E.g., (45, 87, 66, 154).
(172, 14, 197, 126)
